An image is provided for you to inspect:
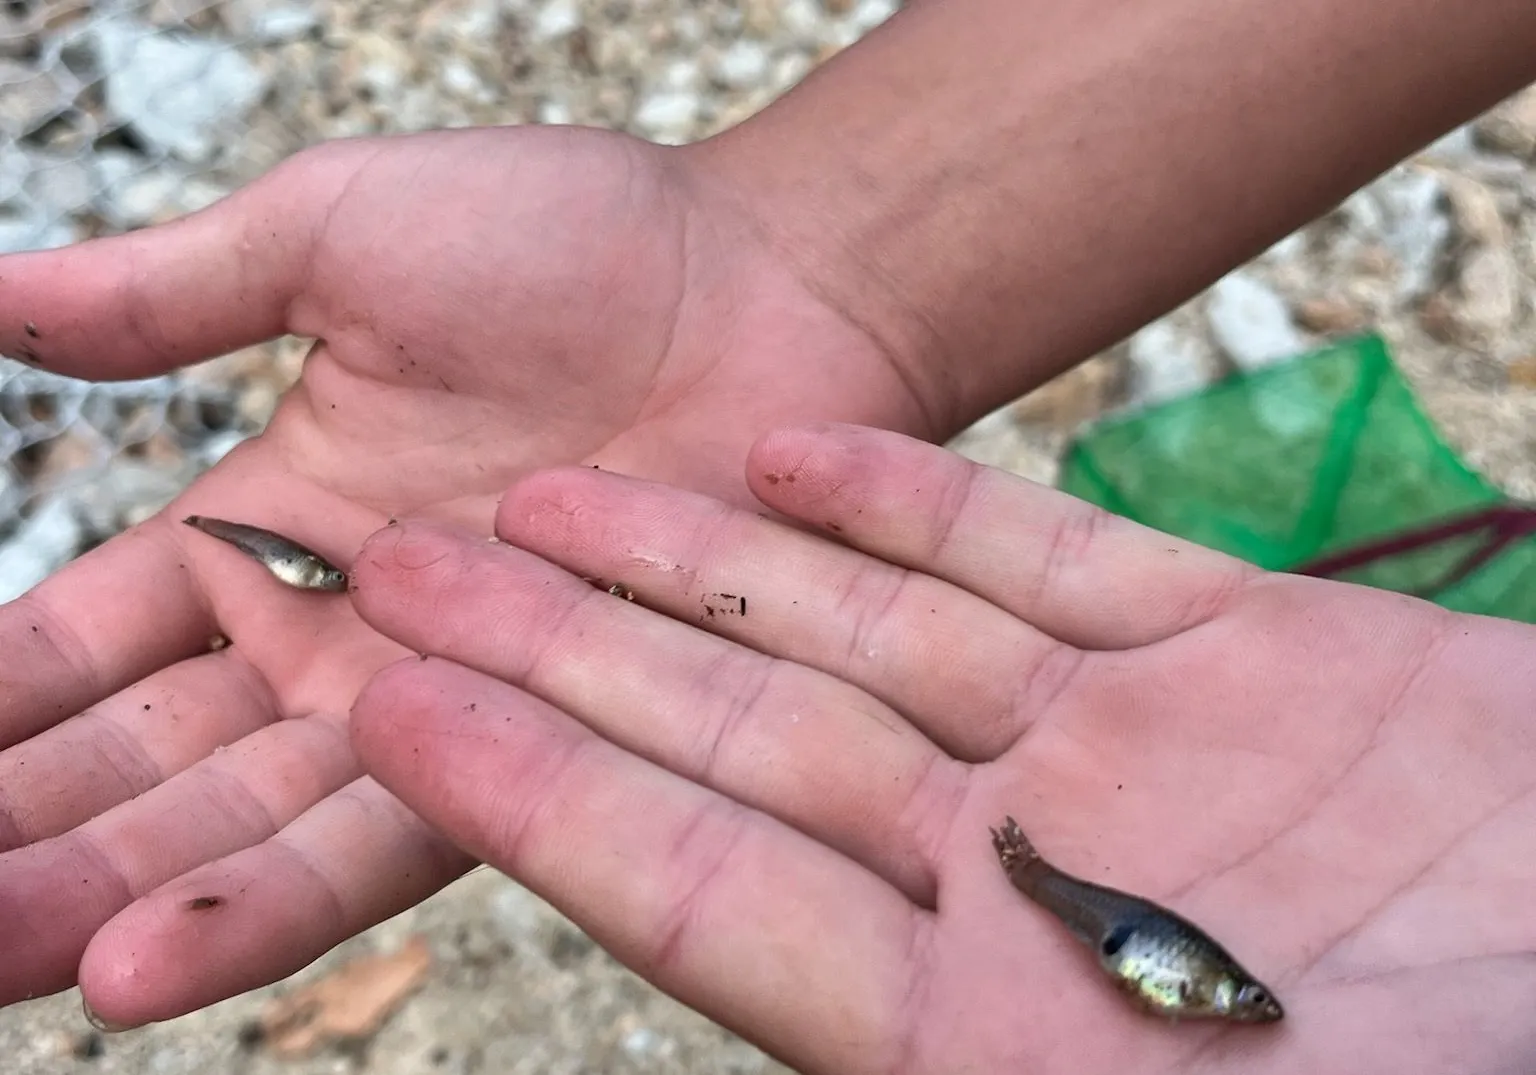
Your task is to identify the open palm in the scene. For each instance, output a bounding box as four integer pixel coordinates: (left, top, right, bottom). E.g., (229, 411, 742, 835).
(349, 422, 1536, 1074)
(0, 126, 920, 1025)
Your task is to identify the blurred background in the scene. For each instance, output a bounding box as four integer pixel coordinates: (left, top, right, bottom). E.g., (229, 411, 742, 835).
(0, 0, 1532, 1071)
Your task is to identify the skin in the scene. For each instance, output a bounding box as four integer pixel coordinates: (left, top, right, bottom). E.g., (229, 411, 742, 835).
(348, 422, 1536, 1075)
(0, 0, 1533, 1033)
(0, 127, 921, 1027)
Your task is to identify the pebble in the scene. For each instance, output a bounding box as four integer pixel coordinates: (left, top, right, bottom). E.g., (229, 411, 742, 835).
(1451, 245, 1520, 347)
(532, 0, 581, 40)
(1474, 85, 1536, 159)
(715, 40, 769, 87)
(1373, 169, 1453, 300)
(1126, 318, 1217, 405)
(249, 6, 320, 44)
(850, 0, 899, 32)
(91, 15, 270, 163)
(1205, 270, 1307, 371)
(633, 90, 700, 141)
(0, 495, 81, 603)
(1292, 297, 1370, 336)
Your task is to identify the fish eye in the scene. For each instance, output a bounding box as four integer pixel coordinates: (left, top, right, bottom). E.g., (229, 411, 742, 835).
(1241, 985, 1277, 1012)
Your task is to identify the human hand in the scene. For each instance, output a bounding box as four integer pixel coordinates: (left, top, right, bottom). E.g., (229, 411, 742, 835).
(348, 421, 1536, 1074)
(0, 128, 926, 1026)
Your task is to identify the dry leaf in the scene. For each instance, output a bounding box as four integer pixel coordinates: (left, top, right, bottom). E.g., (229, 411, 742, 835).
(1507, 356, 1536, 389)
(259, 935, 433, 1058)
(1292, 298, 1369, 335)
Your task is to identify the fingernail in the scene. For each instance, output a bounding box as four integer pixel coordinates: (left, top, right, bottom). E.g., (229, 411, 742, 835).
(81, 997, 139, 1034)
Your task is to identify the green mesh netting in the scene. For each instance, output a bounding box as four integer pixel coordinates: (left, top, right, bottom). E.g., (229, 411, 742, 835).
(1056, 332, 1536, 623)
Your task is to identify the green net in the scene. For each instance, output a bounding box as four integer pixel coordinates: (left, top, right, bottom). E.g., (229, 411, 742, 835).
(1056, 332, 1536, 623)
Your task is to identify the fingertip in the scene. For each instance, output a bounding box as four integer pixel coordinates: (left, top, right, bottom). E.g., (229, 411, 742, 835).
(746, 422, 890, 512)
(348, 654, 441, 769)
(493, 464, 610, 544)
(351, 521, 470, 603)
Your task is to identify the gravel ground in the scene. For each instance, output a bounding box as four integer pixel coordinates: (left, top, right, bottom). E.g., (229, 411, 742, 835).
(1, 0, 1534, 1072)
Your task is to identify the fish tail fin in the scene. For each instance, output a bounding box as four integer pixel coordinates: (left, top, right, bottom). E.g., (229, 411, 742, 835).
(990, 816, 1040, 870)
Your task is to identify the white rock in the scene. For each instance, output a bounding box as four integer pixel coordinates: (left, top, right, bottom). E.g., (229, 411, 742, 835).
(441, 58, 487, 99)
(1420, 122, 1477, 162)
(491, 879, 554, 943)
(851, 0, 899, 31)
(715, 40, 769, 87)
(1205, 270, 1305, 371)
(89, 147, 146, 200)
(779, 0, 823, 38)
(1126, 319, 1214, 405)
(198, 430, 251, 466)
(537, 97, 572, 125)
(92, 17, 270, 164)
(634, 90, 698, 140)
(250, 5, 318, 43)
(1259, 229, 1307, 264)
(103, 166, 189, 226)
(662, 59, 700, 92)
(0, 497, 82, 604)
(532, 0, 580, 40)
(770, 51, 813, 93)
(826, 20, 862, 49)
(1372, 168, 1451, 299)
(622, 1029, 661, 1059)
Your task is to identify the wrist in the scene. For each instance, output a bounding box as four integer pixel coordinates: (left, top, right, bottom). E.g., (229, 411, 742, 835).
(689, 0, 1536, 436)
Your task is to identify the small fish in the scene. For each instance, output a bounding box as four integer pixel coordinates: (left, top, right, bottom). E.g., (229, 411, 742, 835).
(990, 817, 1283, 1024)
(182, 515, 349, 593)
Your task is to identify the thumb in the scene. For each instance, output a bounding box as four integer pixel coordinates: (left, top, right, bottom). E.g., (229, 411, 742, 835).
(0, 143, 365, 381)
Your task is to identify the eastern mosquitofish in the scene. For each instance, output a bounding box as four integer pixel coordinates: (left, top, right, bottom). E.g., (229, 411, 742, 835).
(990, 816, 1283, 1024)
(182, 515, 349, 593)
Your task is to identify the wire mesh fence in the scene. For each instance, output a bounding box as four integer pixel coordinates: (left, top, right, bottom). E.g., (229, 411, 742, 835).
(0, 0, 314, 600)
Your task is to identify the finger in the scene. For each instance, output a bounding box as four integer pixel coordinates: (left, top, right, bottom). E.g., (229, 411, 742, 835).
(747, 422, 1258, 649)
(0, 648, 277, 851)
(352, 655, 922, 1075)
(0, 518, 217, 748)
(79, 775, 474, 1028)
(0, 141, 370, 379)
(351, 525, 964, 905)
(0, 712, 358, 1007)
(492, 464, 1078, 759)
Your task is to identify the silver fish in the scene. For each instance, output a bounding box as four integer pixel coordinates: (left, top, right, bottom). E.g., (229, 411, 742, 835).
(990, 816, 1283, 1024)
(182, 515, 349, 592)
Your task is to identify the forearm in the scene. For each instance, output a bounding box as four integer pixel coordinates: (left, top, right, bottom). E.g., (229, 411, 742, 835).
(690, 0, 1536, 435)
